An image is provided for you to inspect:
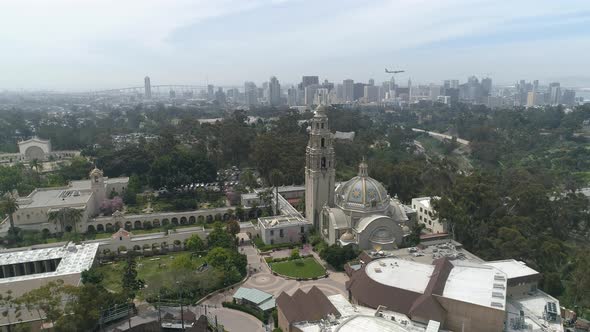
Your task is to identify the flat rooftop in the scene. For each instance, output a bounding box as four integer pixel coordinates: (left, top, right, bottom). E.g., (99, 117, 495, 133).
(0, 242, 99, 283)
(19, 188, 92, 209)
(442, 260, 507, 310)
(484, 259, 540, 280)
(365, 258, 434, 293)
(383, 240, 484, 265)
(505, 291, 563, 332)
(258, 216, 309, 229)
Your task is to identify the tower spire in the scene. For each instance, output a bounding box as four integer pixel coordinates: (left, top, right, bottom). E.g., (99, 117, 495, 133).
(358, 157, 368, 177)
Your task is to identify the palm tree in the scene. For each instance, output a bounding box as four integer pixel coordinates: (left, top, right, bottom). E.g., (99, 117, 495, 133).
(48, 207, 83, 233)
(0, 193, 19, 234)
(29, 159, 43, 174)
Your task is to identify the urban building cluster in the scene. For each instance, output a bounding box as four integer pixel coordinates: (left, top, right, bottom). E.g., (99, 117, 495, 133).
(140, 74, 584, 110)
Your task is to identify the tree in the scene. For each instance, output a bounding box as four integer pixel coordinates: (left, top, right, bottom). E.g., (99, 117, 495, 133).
(121, 256, 143, 299)
(290, 248, 300, 260)
(226, 220, 240, 236)
(18, 280, 67, 327)
(29, 159, 43, 174)
(81, 268, 104, 285)
(48, 207, 83, 233)
(207, 222, 236, 249)
(185, 234, 205, 252)
(0, 290, 22, 332)
(0, 193, 19, 234)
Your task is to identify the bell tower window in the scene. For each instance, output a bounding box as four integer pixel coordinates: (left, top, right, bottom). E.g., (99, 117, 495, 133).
(321, 157, 326, 168)
(321, 138, 325, 147)
(321, 123, 324, 129)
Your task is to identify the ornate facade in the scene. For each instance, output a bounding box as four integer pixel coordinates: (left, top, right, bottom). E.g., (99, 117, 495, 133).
(304, 105, 413, 251)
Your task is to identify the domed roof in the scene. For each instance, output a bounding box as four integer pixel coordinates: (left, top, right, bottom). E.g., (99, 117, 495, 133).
(335, 159, 389, 211)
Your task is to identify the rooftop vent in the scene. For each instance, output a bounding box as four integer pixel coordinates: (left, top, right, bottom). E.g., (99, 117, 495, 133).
(491, 302, 504, 308)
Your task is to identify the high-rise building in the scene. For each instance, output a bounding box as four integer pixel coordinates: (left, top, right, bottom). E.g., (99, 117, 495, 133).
(343, 79, 354, 102)
(314, 88, 330, 105)
(353, 83, 366, 101)
(429, 84, 441, 101)
(300, 76, 319, 90)
(368, 78, 375, 86)
(549, 82, 561, 105)
(287, 87, 298, 106)
(215, 87, 226, 104)
(335, 84, 344, 102)
(269, 76, 281, 106)
(304, 85, 319, 106)
(144, 76, 152, 98)
(207, 85, 215, 100)
(450, 80, 459, 89)
(481, 77, 492, 98)
(363, 85, 379, 103)
(561, 89, 576, 106)
(244, 81, 258, 106)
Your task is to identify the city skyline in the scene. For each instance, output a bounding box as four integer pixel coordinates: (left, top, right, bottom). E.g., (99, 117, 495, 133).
(1, 0, 590, 90)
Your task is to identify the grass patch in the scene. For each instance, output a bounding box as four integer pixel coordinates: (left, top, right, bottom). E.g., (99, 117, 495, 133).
(96, 252, 204, 293)
(270, 257, 326, 279)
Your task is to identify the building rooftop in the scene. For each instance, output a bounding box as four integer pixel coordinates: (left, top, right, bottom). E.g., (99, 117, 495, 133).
(484, 259, 540, 280)
(442, 260, 507, 310)
(0, 242, 99, 283)
(233, 287, 276, 311)
(19, 188, 92, 209)
(505, 290, 563, 332)
(365, 259, 434, 293)
(412, 197, 440, 210)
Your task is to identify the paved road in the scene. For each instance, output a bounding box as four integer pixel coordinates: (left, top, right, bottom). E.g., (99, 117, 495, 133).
(412, 128, 470, 145)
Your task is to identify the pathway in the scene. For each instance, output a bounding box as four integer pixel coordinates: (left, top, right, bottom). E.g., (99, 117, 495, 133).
(201, 235, 349, 332)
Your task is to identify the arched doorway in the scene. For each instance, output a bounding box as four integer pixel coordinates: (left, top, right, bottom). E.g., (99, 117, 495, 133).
(105, 223, 113, 232)
(134, 220, 142, 229)
(171, 218, 178, 225)
(87, 225, 96, 233)
(180, 217, 187, 225)
(189, 216, 196, 224)
(124, 221, 132, 231)
(97, 224, 104, 232)
(143, 221, 152, 229)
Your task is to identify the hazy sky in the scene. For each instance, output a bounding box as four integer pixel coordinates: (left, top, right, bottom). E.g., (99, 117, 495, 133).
(1, 0, 590, 91)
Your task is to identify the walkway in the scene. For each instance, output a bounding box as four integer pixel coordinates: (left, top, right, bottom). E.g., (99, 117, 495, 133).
(201, 234, 349, 332)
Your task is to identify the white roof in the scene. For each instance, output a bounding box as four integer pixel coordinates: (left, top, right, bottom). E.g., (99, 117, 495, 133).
(411, 197, 440, 210)
(328, 294, 375, 317)
(484, 259, 539, 280)
(19, 188, 92, 208)
(337, 316, 411, 332)
(365, 258, 434, 293)
(0, 242, 99, 283)
(442, 260, 507, 310)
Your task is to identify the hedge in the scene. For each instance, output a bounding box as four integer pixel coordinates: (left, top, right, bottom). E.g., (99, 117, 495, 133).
(253, 237, 299, 252)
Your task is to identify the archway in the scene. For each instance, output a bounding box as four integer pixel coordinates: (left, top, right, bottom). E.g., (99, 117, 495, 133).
(171, 217, 178, 225)
(189, 216, 196, 224)
(114, 222, 122, 230)
(124, 221, 132, 231)
(97, 224, 104, 232)
(143, 221, 152, 229)
(134, 220, 142, 229)
(197, 215, 204, 224)
(180, 217, 187, 225)
(206, 215, 213, 223)
(24, 146, 45, 160)
(153, 220, 161, 228)
(87, 225, 96, 233)
(214, 214, 222, 221)
(223, 213, 230, 221)
(105, 223, 113, 232)
(65, 225, 72, 233)
(133, 245, 141, 251)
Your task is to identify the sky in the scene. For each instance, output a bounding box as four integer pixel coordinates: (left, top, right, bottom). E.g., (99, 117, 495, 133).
(1, 0, 590, 91)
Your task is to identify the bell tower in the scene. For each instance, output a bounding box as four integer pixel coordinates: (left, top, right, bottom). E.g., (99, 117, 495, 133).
(305, 104, 335, 229)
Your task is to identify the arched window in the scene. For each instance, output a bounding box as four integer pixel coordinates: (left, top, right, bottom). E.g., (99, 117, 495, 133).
(321, 123, 324, 129)
(321, 138, 325, 147)
(321, 157, 326, 168)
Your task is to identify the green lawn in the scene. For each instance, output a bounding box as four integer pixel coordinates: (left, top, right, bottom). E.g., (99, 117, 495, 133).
(96, 252, 204, 293)
(270, 257, 326, 279)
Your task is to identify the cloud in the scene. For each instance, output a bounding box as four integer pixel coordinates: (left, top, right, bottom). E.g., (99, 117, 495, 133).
(0, 0, 589, 90)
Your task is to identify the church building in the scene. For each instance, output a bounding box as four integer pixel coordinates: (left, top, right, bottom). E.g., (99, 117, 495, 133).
(305, 105, 414, 251)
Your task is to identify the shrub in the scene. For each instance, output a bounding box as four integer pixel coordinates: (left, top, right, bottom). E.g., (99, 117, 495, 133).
(290, 248, 300, 260)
